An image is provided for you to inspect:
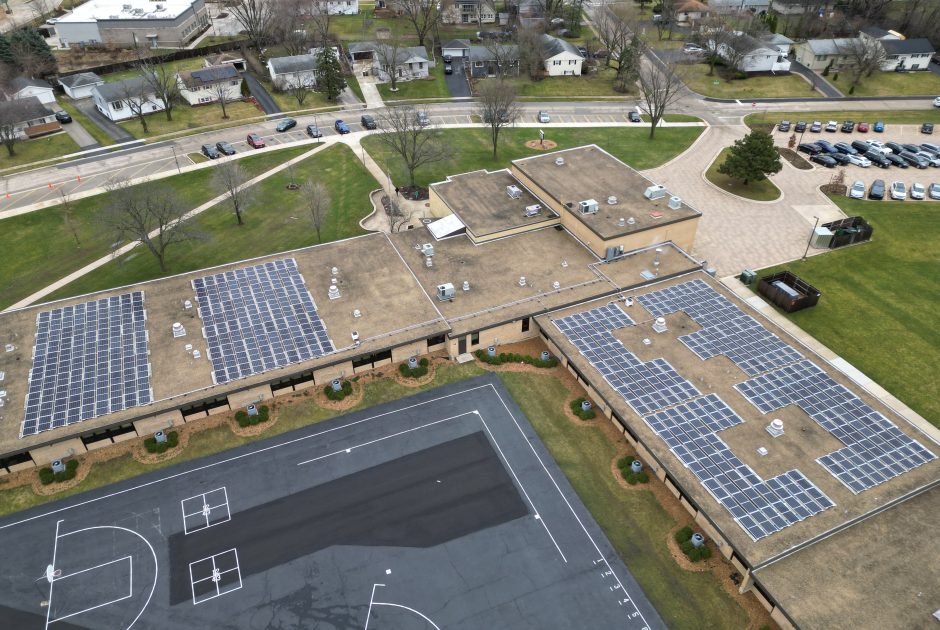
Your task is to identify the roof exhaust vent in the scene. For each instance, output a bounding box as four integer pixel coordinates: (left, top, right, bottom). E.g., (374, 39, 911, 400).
(668, 196, 682, 210)
(506, 185, 522, 199)
(652, 317, 667, 333)
(462, 280, 470, 291)
(766, 418, 785, 437)
(627, 217, 636, 225)
(353, 309, 362, 318)
(617, 217, 625, 227)
(555, 157, 565, 166)
(552, 281, 560, 290)
(328, 285, 341, 300)
(172, 322, 186, 338)
(331, 266, 339, 275)
(518, 276, 526, 287)
(607, 195, 618, 205)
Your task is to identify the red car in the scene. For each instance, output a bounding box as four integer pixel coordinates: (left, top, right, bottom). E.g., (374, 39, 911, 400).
(857, 122, 870, 133)
(246, 133, 266, 149)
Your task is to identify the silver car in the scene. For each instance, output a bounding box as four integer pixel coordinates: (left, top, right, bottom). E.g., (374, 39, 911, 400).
(928, 182, 940, 200)
(848, 180, 865, 199)
(537, 110, 550, 123)
(910, 182, 926, 200)
(890, 181, 906, 200)
(847, 154, 871, 167)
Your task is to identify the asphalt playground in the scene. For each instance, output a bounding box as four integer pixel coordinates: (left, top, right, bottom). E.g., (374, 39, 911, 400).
(0, 374, 665, 629)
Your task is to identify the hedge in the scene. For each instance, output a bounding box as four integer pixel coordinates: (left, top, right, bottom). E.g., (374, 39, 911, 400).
(674, 526, 694, 544)
(235, 405, 270, 428)
(474, 349, 558, 368)
(569, 397, 596, 420)
(616, 454, 650, 485)
(144, 430, 180, 454)
(38, 459, 79, 485)
(324, 380, 353, 401)
(399, 357, 430, 379)
(674, 526, 711, 562)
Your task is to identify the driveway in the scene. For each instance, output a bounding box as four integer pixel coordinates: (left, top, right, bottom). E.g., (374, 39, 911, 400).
(244, 73, 281, 115)
(73, 99, 136, 143)
(60, 114, 100, 150)
(789, 60, 843, 98)
(445, 59, 471, 98)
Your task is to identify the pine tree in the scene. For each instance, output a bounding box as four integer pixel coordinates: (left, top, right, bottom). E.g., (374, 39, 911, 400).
(717, 130, 782, 185)
(0, 34, 14, 67)
(315, 46, 346, 102)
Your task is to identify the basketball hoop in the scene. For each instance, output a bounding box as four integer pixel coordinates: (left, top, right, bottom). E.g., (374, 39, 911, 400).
(45, 565, 61, 584)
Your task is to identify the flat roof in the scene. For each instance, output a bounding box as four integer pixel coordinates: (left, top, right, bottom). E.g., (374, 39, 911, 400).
(536, 271, 940, 567)
(511, 145, 701, 240)
(430, 169, 559, 239)
(0, 233, 447, 455)
(60, 0, 198, 23)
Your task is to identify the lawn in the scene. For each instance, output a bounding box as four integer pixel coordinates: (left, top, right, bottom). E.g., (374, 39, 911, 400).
(346, 74, 366, 103)
(476, 67, 623, 98)
(257, 77, 338, 113)
(103, 57, 206, 84)
(378, 62, 450, 100)
(0, 146, 312, 310)
(0, 132, 79, 170)
(704, 147, 781, 201)
(682, 63, 819, 99)
(745, 109, 940, 131)
(362, 126, 704, 187)
(57, 98, 116, 147)
(119, 100, 265, 139)
(757, 196, 940, 426)
(826, 70, 940, 97)
(328, 10, 477, 42)
(44, 144, 378, 302)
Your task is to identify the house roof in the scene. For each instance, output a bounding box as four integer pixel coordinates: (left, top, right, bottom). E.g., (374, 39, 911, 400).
(676, 0, 708, 12)
(803, 38, 860, 56)
(205, 52, 245, 65)
(93, 75, 155, 102)
(442, 39, 470, 50)
(763, 33, 794, 46)
(860, 26, 891, 39)
(349, 41, 430, 65)
(179, 64, 239, 88)
(0, 96, 52, 123)
(727, 32, 778, 55)
(880, 38, 935, 56)
(9, 76, 53, 92)
(540, 33, 583, 59)
(58, 72, 104, 88)
(468, 44, 519, 62)
(268, 54, 318, 75)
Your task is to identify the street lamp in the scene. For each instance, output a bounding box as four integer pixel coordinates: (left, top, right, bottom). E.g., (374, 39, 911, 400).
(170, 145, 182, 174)
(801, 215, 820, 261)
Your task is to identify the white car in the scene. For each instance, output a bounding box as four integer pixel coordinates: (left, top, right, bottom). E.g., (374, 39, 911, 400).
(910, 182, 926, 199)
(849, 180, 865, 199)
(537, 110, 550, 123)
(825, 120, 839, 132)
(928, 182, 940, 199)
(847, 154, 871, 167)
(867, 140, 890, 154)
(916, 151, 940, 167)
(683, 44, 705, 54)
(933, 96, 940, 107)
(890, 181, 906, 200)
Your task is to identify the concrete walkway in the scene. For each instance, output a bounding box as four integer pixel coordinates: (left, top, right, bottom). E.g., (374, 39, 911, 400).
(357, 78, 385, 109)
(61, 118, 100, 150)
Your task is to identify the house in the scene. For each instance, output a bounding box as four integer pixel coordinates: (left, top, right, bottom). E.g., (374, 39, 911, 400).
(0, 97, 59, 138)
(770, 0, 835, 15)
(204, 52, 246, 72)
(707, 0, 770, 11)
(58, 72, 105, 100)
(675, 0, 709, 23)
(318, 0, 359, 15)
(2, 77, 56, 106)
(177, 65, 242, 106)
(859, 26, 899, 42)
(91, 75, 165, 122)
(348, 42, 432, 81)
(54, 0, 209, 49)
(716, 32, 791, 74)
(793, 38, 858, 72)
(441, 0, 497, 25)
(878, 38, 935, 71)
(763, 33, 794, 57)
(442, 39, 471, 59)
(541, 34, 584, 76)
(468, 45, 519, 78)
(267, 54, 318, 90)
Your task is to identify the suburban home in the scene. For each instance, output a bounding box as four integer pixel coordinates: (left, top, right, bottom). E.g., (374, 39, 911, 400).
(540, 34, 584, 76)
(319, 0, 359, 15)
(177, 65, 241, 106)
(348, 42, 432, 81)
(204, 52, 247, 72)
(2, 77, 56, 106)
(763, 33, 794, 57)
(91, 75, 165, 122)
(54, 0, 210, 49)
(878, 38, 935, 71)
(716, 32, 791, 74)
(267, 54, 318, 89)
(442, 39, 471, 59)
(58, 72, 105, 99)
(770, 0, 835, 14)
(440, 0, 497, 25)
(468, 45, 519, 78)
(674, 0, 709, 23)
(707, 0, 770, 11)
(0, 97, 59, 138)
(793, 38, 858, 72)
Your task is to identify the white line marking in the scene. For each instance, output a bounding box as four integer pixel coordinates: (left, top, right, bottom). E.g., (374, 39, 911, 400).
(371, 602, 442, 630)
(44, 519, 63, 630)
(181, 487, 230, 534)
(189, 548, 242, 605)
(55, 555, 132, 581)
(363, 582, 383, 630)
(48, 556, 134, 623)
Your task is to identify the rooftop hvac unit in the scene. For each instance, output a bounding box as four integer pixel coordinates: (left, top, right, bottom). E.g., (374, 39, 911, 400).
(668, 196, 682, 210)
(604, 245, 623, 261)
(644, 185, 667, 200)
(122, 3, 131, 9)
(421, 242, 434, 257)
(437, 283, 455, 301)
(506, 185, 522, 199)
(811, 226, 834, 249)
(524, 204, 542, 217)
(578, 199, 598, 215)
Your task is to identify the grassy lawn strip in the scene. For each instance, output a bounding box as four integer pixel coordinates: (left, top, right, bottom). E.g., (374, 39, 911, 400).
(346, 74, 366, 103)
(641, 114, 704, 123)
(44, 144, 377, 302)
(103, 57, 206, 84)
(826, 70, 940, 97)
(119, 100, 264, 139)
(705, 147, 781, 201)
(57, 98, 116, 147)
(378, 63, 450, 100)
(362, 126, 704, 187)
(0, 133, 79, 169)
(0, 146, 312, 310)
(476, 67, 623, 97)
(498, 372, 747, 630)
(757, 196, 940, 425)
(745, 110, 940, 130)
(681, 63, 818, 99)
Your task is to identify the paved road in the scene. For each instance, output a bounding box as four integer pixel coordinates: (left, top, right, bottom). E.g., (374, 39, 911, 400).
(243, 73, 281, 115)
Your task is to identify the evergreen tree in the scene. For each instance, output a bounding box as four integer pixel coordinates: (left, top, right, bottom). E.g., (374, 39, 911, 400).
(8, 28, 57, 76)
(0, 33, 14, 67)
(718, 131, 782, 185)
(315, 47, 346, 102)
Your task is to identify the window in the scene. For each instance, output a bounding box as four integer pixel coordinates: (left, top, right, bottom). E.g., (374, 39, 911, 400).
(521, 317, 530, 333)
(470, 332, 480, 346)
(569, 60, 576, 65)
(553, 60, 561, 66)
(475, 61, 483, 67)
(427, 333, 446, 347)
(112, 100, 123, 110)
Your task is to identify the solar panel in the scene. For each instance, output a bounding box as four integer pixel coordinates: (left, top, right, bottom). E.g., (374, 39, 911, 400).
(636, 278, 803, 376)
(645, 394, 835, 541)
(193, 258, 334, 385)
(735, 360, 937, 493)
(22, 292, 152, 437)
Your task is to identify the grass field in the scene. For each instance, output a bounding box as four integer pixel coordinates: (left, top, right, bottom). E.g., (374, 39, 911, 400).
(476, 67, 623, 98)
(44, 144, 377, 302)
(745, 109, 940, 131)
(119, 100, 264, 139)
(0, 133, 79, 170)
(378, 62, 451, 100)
(757, 196, 940, 426)
(57, 98, 116, 147)
(826, 70, 940, 97)
(362, 126, 705, 187)
(682, 63, 819, 99)
(704, 147, 782, 201)
(0, 146, 312, 310)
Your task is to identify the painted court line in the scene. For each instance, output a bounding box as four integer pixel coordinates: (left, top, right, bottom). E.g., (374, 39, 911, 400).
(364, 583, 441, 630)
(49, 556, 133, 624)
(181, 487, 231, 535)
(189, 548, 242, 605)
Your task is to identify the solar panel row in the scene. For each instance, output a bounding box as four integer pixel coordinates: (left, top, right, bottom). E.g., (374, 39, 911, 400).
(193, 259, 334, 385)
(735, 360, 937, 494)
(22, 292, 152, 437)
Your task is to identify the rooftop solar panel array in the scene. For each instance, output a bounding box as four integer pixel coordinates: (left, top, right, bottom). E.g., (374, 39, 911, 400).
(193, 259, 334, 385)
(645, 395, 834, 541)
(735, 360, 937, 494)
(553, 303, 700, 415)
(637, 278, 803, 376)
(22, 292, 152, 437)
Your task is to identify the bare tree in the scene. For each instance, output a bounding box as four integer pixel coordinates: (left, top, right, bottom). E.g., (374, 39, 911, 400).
(230, 0, 274, 48)
(118, 76, 158, 133)
(534, 0, 565, 20)
(212, 160, 255, 226)
(637, 60, 686, 139)
(845, 0, 891, 21)
(476, 80, 520, 159)
(137, 57, 180, 122)
(308, 1, 333, 45)
(374, 36, 405, 92)
(839, 37, 887, 93)
(25, 0, 55, 21)
(0, 103, 21, 157)
(8, 37, 56, 79)
(516, 26, 545, 80)
(271, 0, 311, 55)
(304, 181, 330, 243)
(484, 40, 521, 78)
(278, 77, 315, 107)
(209, 80, 235, 119)
(717, 31, 753, 78)
(59, 189, 81, 247)
(375, 105, 452, 187)
(613, 31, 644, 93)
(655, 0, 677, 41)
(398, 0, 438, 49)
(100, 180, 198, 273)
(592, 5, 627, 69)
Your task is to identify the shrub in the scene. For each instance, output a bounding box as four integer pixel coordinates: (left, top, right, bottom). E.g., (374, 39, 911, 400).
(569, 397, 596, 420)
(324, 380, 353, 400)
(700, 545, 712, 560)
(38, 467, 55, 485)
(398, 361, 429, 379)
(680, 540, 695, 554)
(617, 455, 635, 470)
(674, 526, 694, 544)
(474, 349, 558, 369)
(144, 430, 180, 454)
(687, 547, 702, 562)
(235, 410, 249, 428)
(40, 459, 79, 484)
(419, 357, 429, 367)
(636, 471, 649, 483)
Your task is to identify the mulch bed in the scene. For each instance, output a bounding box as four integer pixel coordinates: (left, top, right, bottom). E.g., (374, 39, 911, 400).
(314, 378, 365, 411)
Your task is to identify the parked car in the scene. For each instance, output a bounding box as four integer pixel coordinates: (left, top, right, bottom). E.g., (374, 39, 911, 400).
(885, 153, 909, 168)
(795, 121, 807, 133)
(682, 43, 705, 54)
(810, 121, 822, 132)
(811, 154, 837, 167)
(306, 124, 322, 138)
(867, 140, 890, 154)
(54, 110, 72, 124)
(934, 96, 940, 107)
(201, 144, 220, 159)
(334, 119, 350, 134)
(922, 122, 935, 134)
(847, 154, 871, 167)
(928, 182, 940, 199)
(920, 142, 940, 156)
(886, 142, 905, 154)
(902, 143, 923, 153)
(215, 141, 236, 155)
(890, 181, 906, 200)
(916, 151, 940, 167)
(834, 142, 857, 155)
(247, 133, 266, 149)
(444, 63, 453, 74)
(814, 139, 838, 154)
(910, 182, 926, 199)
(857, 122, 870, 133)
(851, 140, 872, 153)
(830, 152, 852, 165)
(443, 54, 452, 63)
(899, 151, 929, 168)
(798, 143, 822, 155)
(864, 151, 891, 168)
(778, 120, 791, 132)
(416, 111, 430, 127)
(825, 120, 838, 132)
(628, 111, 642, 123)
(275, 118, 297, 132)
(360, 115, 377, 130)
(538, 110, 550, 123)
(849, 180, 865, 199)
(869, 179, 886, 199)
(841, 121, 855, 133)
(873, 121, 885, 132)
